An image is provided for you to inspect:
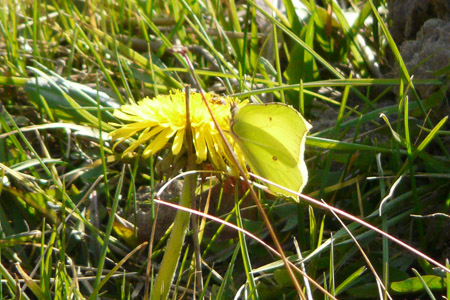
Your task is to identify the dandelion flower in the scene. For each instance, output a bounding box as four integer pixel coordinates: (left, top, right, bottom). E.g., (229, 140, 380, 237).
(110, 90, 246, 171)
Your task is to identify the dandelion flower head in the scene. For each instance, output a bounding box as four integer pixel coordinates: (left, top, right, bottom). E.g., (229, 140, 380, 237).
(110, 90, 246, 171)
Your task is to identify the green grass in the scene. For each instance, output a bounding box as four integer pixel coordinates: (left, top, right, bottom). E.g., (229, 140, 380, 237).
(0, 0, 449, 299)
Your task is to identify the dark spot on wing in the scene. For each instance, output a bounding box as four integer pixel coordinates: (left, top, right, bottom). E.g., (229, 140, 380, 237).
(272, 156, 278, 161)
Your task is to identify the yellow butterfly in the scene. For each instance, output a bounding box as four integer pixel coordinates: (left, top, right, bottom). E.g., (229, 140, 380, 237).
(231, 103, 312, 201)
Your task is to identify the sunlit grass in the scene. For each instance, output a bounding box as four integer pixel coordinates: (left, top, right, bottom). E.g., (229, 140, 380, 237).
(0, 0, 448, 299)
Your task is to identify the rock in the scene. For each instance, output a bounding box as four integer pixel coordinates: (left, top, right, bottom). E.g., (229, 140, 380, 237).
(399, 19, 449, 98)
(386, 0, 449, 99)
(387, 0, 449, 43)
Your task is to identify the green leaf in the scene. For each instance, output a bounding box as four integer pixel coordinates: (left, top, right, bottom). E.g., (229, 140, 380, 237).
(391, 275, 446, 293)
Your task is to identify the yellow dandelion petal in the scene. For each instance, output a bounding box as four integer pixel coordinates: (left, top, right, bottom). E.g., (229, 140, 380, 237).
(120, 127, 152, 155)
(172, 128, 185, 155)
(205, 133, 226, 170)
(110, 130, 137, 144)
(119, 126, 160, 156)
(193, 127, 208, 163)
(143, 127, 176, 157)
(110, 122, 154, 140)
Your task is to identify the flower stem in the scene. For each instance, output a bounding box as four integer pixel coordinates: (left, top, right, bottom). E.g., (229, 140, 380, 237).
(152, 173, 197, 300)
